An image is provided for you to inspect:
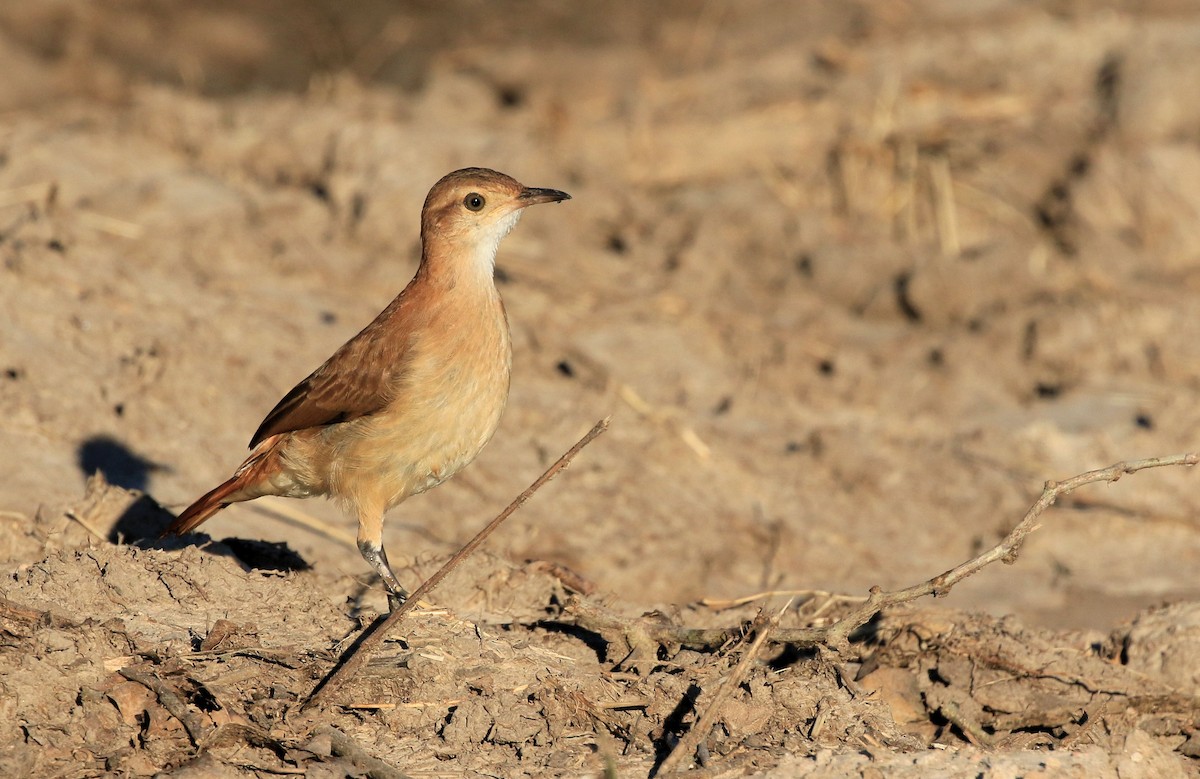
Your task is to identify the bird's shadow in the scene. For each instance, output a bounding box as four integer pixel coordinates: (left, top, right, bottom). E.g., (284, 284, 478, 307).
(154, 532, 312, 574)
(78, 434, 166, 492)
(75, 435, 309, 573)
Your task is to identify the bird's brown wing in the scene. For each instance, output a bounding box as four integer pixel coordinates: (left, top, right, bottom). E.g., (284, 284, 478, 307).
(249, 306, 415, 448)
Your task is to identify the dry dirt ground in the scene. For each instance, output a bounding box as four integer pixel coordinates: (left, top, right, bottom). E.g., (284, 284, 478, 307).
(4, 1, 1200, 776)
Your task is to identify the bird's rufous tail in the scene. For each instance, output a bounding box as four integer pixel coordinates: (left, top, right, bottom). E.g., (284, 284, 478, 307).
(162, 476, 245, 537)
(163, 437, 285, 537)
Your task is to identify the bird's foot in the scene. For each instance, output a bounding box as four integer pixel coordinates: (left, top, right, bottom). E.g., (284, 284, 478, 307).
(358, 538, 409, 613)
(386, 588, 409, 613)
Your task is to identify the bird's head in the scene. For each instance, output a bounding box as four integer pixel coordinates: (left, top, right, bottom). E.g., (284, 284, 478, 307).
(420, 167, 570, 278)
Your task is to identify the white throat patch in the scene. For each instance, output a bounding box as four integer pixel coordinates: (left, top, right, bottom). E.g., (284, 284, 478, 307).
(475, 209, 523, 273)
(497, 209, 523, 240)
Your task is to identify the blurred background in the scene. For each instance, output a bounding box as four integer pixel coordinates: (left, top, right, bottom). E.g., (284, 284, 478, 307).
(3, 0, 1200, 628)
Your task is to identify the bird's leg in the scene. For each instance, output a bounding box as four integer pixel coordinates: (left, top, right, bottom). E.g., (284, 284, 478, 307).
(357, 521, 409, 611)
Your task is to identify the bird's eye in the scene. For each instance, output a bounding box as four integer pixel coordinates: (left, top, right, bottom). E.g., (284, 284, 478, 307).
(463, 193, 486, 211)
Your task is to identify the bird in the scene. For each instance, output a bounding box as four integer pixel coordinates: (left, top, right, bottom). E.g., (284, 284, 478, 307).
(163, 167, 571, 610)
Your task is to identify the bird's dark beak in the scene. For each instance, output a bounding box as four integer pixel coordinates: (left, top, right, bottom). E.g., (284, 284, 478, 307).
(518, 187, 571, 206)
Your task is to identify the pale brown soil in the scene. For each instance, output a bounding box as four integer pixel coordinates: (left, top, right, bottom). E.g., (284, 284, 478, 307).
(4, 1, 1200, 776)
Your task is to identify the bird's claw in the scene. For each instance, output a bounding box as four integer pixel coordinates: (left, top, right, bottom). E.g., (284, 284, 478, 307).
(386, 589, 408, 613)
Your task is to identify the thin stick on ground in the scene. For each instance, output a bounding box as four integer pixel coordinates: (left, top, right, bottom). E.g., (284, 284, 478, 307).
(816, 450, 1199, 650)
(252, 496, 359, 549)
(64, 508, 107, 542)
(655, 600, 790, 777)
(564, 452, 1200, 654)
(302, 417, 610, 710)
(313, 725, 413, 779)
(118, 668, 209, 748)
(700, 588, 867, 611)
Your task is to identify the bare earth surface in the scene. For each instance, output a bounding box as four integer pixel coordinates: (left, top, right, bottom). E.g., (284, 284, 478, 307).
(4, 1, 1200, 776)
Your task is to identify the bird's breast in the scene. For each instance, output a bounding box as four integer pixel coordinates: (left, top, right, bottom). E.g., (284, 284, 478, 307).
(328, 290, 512, 509)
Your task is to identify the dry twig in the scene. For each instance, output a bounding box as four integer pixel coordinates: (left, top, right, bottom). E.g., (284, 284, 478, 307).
(815, 451, 1199, 650)
(118, 667, 209, 747)
(0, 596, 76, 629)
(655, 601, 789, 776)
(251, 497, 359, 549)
(566, 452, 1199, 655)
(313, 725, 413, 779)
(700, 589, 866, 612)
(302, 417, 609, 709)
(65, 508, 108, 542)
